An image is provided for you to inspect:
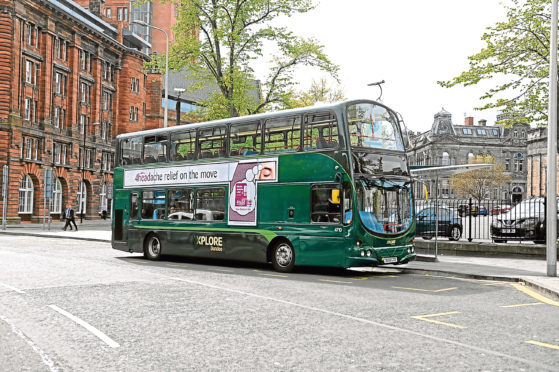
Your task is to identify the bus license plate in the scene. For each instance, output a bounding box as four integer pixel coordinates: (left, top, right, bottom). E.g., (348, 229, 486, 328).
(384, 257, 397, 264)
(503, 228, 516, 234)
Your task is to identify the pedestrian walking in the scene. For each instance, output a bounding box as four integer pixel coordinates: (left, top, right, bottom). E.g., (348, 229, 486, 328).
(62, 204, 78, 231)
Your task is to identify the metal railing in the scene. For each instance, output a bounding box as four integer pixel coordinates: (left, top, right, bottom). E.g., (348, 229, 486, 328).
(414, 196, 548, 243)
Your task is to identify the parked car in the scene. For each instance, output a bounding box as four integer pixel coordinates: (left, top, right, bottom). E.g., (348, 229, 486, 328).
(416, 206, 462, 241)
(457, 204, 487, 217)
(490, 198, 557, 243)
(490, 205, 511, 215)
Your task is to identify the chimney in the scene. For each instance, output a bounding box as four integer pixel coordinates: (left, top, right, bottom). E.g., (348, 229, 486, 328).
(89, 0, 101, 16)
(478, 119, 487, 126)
(465, 116, 473, 126)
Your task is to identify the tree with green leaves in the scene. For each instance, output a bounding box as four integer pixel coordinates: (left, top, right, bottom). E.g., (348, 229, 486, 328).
(147, 0, 339, 120)
(450, 155, 510, 201)
(287, 78, 345, 108)
(439, 0, 553, 126)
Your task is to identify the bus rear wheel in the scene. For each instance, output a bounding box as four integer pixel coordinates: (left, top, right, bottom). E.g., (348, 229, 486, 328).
(272, 241, 295, 273)
(144, 234, 162, 261)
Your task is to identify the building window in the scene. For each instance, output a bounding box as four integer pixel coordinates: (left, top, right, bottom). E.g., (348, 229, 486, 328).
(18, 175, 34, 214)
(53, 143, 68, 165)
(24, 97, 32, 120)
(51, 178, 62, 214)
(25, 61, 33, 84)
(80, 82, 91, 104)
(23, 137, 34, 159)
(442, 152, 450, 166)
(131, 77, 139, 93)
(493, 129, 499, 136)
(33, 100, 38, 123)
(26, 23, 33, 46)
(117, 7, 123, 20)
(130, 106, 138, 122)
(105, 8, 112, 18)
(55, 38, 61, 59)
(61, 109, 66, 129)
(476, 129, 486, 135)
(463, 128, 472, 135)
(515, 158, 524, 172)
(103, 91, 112, 111)
(102, 152, 112, 172)
(54, 107, 60, 128)
(80, 114, 86, 134)
(101, 121, 107, 140)
(77, 181, 87, 215)
(55, 72, 62, 94)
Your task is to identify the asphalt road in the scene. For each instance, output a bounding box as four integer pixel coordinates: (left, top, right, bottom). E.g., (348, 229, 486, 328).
(1, 236, 559, 371)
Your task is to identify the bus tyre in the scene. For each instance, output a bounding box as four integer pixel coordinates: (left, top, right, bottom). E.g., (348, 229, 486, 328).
(449, 226, 461, 241)
(144, 234, 162, 261)
(272, 241, 295, 273)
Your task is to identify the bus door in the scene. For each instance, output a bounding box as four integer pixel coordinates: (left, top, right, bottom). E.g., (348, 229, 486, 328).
(113, 191, 138, 242)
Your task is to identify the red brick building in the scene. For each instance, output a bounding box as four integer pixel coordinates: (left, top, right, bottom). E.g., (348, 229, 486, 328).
(0, 0, 164, 223)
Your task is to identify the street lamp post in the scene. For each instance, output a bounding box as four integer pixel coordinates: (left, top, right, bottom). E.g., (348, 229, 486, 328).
(174, 88, 185, 126)
(132, 20, 169, 128)
(546, 0, 558, 277)
(367, 80, 385, 101)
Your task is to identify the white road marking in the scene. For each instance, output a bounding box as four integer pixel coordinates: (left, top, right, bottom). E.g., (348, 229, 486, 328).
(48, 305, 120, 348)
(0, 315, 59, 372)
(168, 276, 555, 371)
(0, 282, 26, 294)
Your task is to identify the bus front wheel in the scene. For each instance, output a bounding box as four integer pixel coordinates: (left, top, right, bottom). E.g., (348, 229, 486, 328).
(272, 241, 295, 273)
(144, 234, 162, 261)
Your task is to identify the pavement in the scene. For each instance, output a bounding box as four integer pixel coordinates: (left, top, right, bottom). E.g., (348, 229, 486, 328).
(2, 219, 559, 300)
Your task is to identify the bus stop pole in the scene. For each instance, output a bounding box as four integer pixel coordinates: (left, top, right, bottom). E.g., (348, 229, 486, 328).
(547, 0, 558, 277)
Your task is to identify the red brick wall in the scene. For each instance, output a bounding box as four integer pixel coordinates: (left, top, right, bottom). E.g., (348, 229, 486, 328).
(0, 0, 162, 223)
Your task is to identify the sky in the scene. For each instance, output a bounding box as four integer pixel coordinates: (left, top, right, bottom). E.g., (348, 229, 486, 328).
(280, 0, 508, 133)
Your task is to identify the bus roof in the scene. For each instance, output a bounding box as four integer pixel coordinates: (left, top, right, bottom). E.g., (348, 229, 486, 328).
(116, 98, 391, 140)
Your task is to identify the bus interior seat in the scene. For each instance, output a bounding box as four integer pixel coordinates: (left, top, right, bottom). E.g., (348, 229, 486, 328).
(230, 150, 238, 157)
(217, 149, 226, 158)
(328, 140, 338, 148)
(186, 152, 195, 160)
(243, 150, 259, 156)
(144, 156, 156, 164)
(317, 215, 330, 223)
(195, 213, 206, 220)
(157, 155, 166, 162)
(202, 151, 213, 159)
(173, 153, 184, 161)
(316, 138, 328, 149)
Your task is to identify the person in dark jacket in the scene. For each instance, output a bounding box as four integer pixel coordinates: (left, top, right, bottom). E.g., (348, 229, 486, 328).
(62, 204, 78, 231)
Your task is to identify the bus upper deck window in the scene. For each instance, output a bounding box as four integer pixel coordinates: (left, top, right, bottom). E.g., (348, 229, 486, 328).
(264, 117, 301, 154)
(171, 130, 196, 161)
(143, 135, 168, 164)
(121, 137, 142, 165)
(303, 112, 339, 151)
(199, 126, 227, 159)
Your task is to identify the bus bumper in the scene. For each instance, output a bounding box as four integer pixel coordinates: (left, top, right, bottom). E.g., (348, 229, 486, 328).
(346, 245, 416, 267)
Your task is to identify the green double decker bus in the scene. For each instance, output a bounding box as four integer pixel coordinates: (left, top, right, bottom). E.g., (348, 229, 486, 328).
(112, 99, 416, 272)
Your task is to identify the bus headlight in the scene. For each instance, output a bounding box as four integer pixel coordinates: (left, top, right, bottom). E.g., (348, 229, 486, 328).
(366, 250, 372, 257)
(360, 250, 365, 257)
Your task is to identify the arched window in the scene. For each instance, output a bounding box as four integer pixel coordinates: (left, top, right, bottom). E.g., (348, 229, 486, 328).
(51, 178, 62, 214)
(18, 175, 34, 213)
(77, 181, 87, 215)
(442, 152, 450, 166)
(100, 182, 108, 213)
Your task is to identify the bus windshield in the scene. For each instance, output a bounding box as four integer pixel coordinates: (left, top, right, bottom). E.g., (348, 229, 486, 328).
(347, 103, 404, 151)
(353, 179, 412, 234)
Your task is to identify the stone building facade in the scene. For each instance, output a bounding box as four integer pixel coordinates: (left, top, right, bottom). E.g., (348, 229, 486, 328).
(526, 127, 559, 197)
(0, 0, 165, 223)
(408, 109, 529, 203)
